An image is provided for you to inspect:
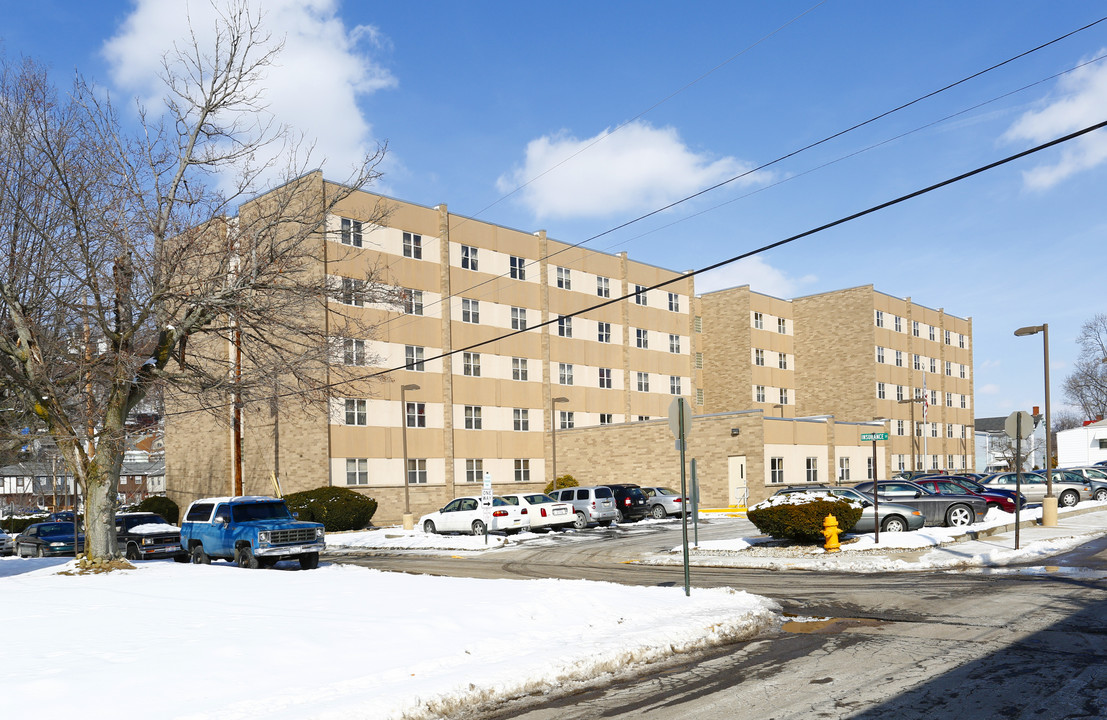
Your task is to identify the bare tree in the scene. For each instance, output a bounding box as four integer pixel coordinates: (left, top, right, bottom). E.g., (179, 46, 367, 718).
(1064, 314, 1107, 420)
(0, 5, 392, 562)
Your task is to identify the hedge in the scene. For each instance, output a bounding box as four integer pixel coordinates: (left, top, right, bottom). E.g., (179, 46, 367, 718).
(545, 474, 579, 495)
(284, 486, 377, 532)
(747, 493, 863, 543)
(133, 496, 180, 525)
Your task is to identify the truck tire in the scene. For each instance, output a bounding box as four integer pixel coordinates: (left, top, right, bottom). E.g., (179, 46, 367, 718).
(125, 543, 140, 561)
(235, 545, 260, 569)
(299, 552, 319, 570)
(190, 544, 210, 565)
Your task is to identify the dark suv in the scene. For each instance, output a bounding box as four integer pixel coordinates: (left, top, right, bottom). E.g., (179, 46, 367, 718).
(607, 484, 650, 523)
(115, 512, 186, 561)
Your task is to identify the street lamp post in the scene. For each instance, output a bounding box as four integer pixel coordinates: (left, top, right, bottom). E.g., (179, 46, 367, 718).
(400, 383, 420, 530)
(1014, 324, 1056, 527)
(550, 396, 569, 493)
(898, 398, 925, 473)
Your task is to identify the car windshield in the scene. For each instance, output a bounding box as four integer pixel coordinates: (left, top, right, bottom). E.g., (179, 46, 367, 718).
(232, 502, 292, 522)
(657, 488, 678, 495)
(492, 497, 511, 507)
(38, 522, 73, 535)
(500, 496, 519, 505)
(594, 488, 613, 498)
(524, 494, 554, 504)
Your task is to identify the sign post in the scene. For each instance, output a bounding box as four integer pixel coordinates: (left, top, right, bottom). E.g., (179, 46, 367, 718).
(860, 432, 888, 543)
(668, 397, 693, 597)
(690, 458, 699, 548)
(481, 471, 493, 546)
(1005, 410, 1033, 550)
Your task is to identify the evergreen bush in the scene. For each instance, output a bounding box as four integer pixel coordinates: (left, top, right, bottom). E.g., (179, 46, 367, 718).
(545, 474, 579, 495)
(284, 486, 377, 532)
(133, 495, 180, 524)
(747, 493, 863, 543)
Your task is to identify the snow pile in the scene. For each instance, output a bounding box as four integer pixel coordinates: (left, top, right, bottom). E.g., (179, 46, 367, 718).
(0, 558, 779, 720)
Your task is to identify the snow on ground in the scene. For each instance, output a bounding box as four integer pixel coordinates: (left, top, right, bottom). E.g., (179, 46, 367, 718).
(0, 556, 779, 720)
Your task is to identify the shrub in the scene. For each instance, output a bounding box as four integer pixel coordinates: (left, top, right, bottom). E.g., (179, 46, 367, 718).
(545, 474, 579, 495)
(133, 495, 180, 525)
(284, 486, 377, 532)
(747, 493, 863, 543)
(3, 515, 49, 535)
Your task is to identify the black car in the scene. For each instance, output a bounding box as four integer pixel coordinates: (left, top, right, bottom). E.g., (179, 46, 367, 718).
(606, 484, 650, 523)
(115, 512, 186, 561)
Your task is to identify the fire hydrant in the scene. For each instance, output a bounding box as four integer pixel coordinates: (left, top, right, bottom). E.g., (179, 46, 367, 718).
(822, 514, 841, 553)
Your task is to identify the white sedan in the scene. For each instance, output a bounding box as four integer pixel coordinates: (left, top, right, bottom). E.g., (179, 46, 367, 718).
(499, 493, 576, 531)
(419, 496, 529, 535)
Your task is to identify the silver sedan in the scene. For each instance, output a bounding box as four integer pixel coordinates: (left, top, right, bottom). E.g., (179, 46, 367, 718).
(639, 487, 687, 519)
(773, 486, 925, 532)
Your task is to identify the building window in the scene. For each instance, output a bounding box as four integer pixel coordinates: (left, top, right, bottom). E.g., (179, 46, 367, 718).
(914, 354, 922, 371)
(931, 423, 939, 438)
(694, 315, 702, 332)
(770, 457, 785, 484)
(406, 402, 426, 428)
(462, 352, 481, 377)
(460, 245, 478, 271)
(464, 406, 482, 430)
(599, 413, 613, 425)
(929, 326, 936, 342)
(636, 328, 648, 349)
(513, 408, 529, 431)
(912, 321, 920, 337)
(894, 316, 902, 332)
(637, 372, 650, 392)
(839, 457, 850, 482)
(806, 458, 818, 482)
(668, 292, 679, 312)
(931, 455, 939, 470)
(512, 357, 528, 381)
(945, 361, 952, 376)
(778, 318, 787, 334)
(931, 390, 938, 406)
(778, 353, 788, 370)
(895, 350, 903, 367)
(402, 231, 422, 259)
(345, 458, 368, 485)
(670, 376, 681, 395)
(915, 421, 923, 437)
(867, 456, 875, 479)
(896, 385, 904, 402)
(945, 392, 953, 407)
(597, 321, 611, 343)
(896, 420, 905, 435)
(945, 330, 952, 345)
(875, 310, 884, 328)
(755, 385, 765, 403)
(947, 423, 955, 438)
(755, 349, 765, 366)
(780, 388, 789, 405)
(407, 458, 427, 484)
(929, 358, 937, 374)
(597, 276, 610, 297)
(598, 368, 612, 389)
(669, 334, 681, 354)
(461, 298, 479, 324)
(696, 388, 704, 405)
(557, 315, 572, 338)
(961, 394, 967, 409)
(959, 334, 966, 349)
(402, 288, 423, 315)
(511, 307, 527, 330)
(634, 285, 647, 305)
(514, 459, 530, 482)
(960, 364, 967, 379)
(405, 345, 425, 372)
(556, 266, 571, 290)
(345, 399, 367, 426)
(637, 416, 650, 422)
(877, 382, 886, 400)
(338, 277, 364, 307)
(559, 363, 574, 386)
(340, 218, 363, 248)
(559, 411, 574, 429)
(695, 352, 703, 369)
(465, 459, 484, 483)
(753, 312, 764, 330)
(509, 255, 525, 280)
(897, 455, 906, 472)
(343, 339, 367, 366)
(876, 346, 884, 363)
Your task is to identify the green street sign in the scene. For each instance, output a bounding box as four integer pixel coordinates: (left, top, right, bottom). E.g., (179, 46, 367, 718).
(861, 432, 888, 442)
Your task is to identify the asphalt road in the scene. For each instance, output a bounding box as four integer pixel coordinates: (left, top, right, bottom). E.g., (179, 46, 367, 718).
(330, 519, 1107, 719)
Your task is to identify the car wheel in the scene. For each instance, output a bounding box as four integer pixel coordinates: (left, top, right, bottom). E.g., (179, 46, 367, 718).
(173, 552, 189, 563)
(190, 544, 210, 565)
(881, 516, 908, 533)
(423, 520, 437, 534)
(650, 504, 667, 520)
(235, 545, 260, 569)
(471, 520, 486, 536)
(615, 509, 626, 523)
(298, 552, 319, 570)
(1095, 488, 1107, 502)
(945, 504, 973, 527)
(35, 545, 44, 558)
(125, 543, 140, 561)
(1059, 490, 1079, 507)
(573, 512, 587, 530)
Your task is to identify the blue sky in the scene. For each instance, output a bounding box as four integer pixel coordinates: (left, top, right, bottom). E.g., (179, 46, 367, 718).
(4, 1, 1106, 420)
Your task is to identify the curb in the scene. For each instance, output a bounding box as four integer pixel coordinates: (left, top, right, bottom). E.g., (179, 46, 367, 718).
(949, 503, 1105, 542)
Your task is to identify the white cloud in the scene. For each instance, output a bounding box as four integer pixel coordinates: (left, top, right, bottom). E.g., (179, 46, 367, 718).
(695, 256, 816, 299)
(497, 121, 767, 220)
(1003, 51, 1107, 190)
(978, 384, 1001, 395)
(101, 0, 395, 193)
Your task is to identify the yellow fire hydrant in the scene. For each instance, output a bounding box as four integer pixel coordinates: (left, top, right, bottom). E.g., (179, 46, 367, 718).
(822, 514, 841, 553)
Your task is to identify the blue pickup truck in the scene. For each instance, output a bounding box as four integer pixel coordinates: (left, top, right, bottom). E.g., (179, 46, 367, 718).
(180, 496, 325, 570)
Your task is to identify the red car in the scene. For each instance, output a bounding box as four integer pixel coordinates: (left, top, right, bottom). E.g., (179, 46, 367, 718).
(914, 475, 1021, 513)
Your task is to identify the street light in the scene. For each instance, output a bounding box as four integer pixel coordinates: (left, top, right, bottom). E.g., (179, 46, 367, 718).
(898, 398, 925, 473)
(400, 383, 420, 530)
(1014, 323, 1056, 527)
(550, 396, 569, 493)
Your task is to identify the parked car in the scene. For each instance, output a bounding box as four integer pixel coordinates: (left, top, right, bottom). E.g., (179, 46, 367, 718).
(499, 493, 575, 531)
(14, 521, 85, 557)
(607, 484, 650, 523)
(852, 480, 986, 527)
(773, 486, 925, 532)
(48, 511, 76, 522)
(0, 527, 13, 556)
(640, 487, 687, 519)
(913, 475, 1024, 513)
(115, 512, 185, 561)
(180, 496, 326, 569)
(1060, 467, 1107, 502)
(420, 496, 529, 536)
(980, 471, 1091, 507)
(548, 486, 619, 529)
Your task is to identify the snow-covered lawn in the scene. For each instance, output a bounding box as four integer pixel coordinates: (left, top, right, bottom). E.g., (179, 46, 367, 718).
(1, 556, 779, 720)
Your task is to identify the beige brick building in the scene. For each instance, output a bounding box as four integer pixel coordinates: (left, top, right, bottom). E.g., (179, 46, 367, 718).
(165, 180, 973, 521)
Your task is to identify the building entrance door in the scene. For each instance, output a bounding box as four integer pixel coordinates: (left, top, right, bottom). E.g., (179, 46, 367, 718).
(727, 455, 747, 508)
